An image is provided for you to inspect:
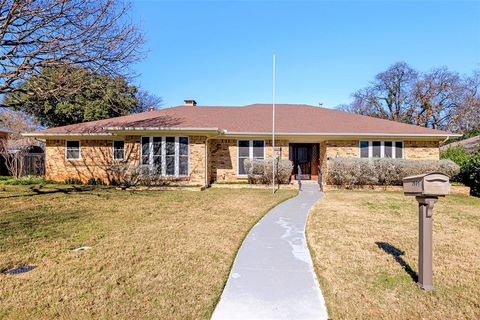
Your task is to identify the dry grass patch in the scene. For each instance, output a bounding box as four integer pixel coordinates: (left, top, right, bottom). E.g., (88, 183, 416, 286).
(307, 191, 480, 319)
(0, 184, 296, 319)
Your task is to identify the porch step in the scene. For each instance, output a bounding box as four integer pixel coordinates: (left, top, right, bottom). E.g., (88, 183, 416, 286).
(292, 180, 320, 186)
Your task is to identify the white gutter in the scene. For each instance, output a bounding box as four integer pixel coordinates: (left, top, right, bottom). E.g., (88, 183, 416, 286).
(105, 127, 222, 132)
(22, 127, 224, 138)
(223, 132, 461, 138)
(22, 132, 113, 137)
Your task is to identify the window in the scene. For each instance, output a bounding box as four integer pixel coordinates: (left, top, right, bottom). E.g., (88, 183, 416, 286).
(165, 137, 175, 176)
(384, 141, 392, 158)
(113, 141, 125, 160)
(395, 141, 403, 159)
(237, 140, 265, 175)
(66, 141, 80, 160)
(238, 140, 250, 175)
(360, 141, 369, 158)
(372, 141, 381, 157)
(141, 137, 150, 165)
(152, 137, 162, 175)
(359, 141, 403, 159)
(179, 137, 189, 176)
(140, 136, 189, 177)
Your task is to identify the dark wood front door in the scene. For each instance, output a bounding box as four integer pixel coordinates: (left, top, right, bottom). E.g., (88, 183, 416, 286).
(290, 144, 312, 180)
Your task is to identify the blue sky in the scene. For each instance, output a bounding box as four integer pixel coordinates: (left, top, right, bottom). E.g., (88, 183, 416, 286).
(131, 0, 480, 108)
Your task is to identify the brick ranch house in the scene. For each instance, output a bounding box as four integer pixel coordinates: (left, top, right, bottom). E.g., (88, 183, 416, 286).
(24, 101, 459, 186)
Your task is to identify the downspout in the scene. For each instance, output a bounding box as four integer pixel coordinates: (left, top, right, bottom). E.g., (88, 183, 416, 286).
(204, 130, 226, 188)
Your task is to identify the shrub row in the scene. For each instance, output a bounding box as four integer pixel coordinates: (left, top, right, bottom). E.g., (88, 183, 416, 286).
(243, 159, 293, 184)
(328, 158, 460, 186)
(458, 151, 480, 196)
(441, 147, 480, 196)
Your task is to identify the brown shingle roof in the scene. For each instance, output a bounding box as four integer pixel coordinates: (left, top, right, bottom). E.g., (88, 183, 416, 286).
(440, 135, 480, 153)
(29, 104, 456, 137)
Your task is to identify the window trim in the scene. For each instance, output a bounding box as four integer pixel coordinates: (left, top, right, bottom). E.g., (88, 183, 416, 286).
(237, 139, 266, 176)
(112, 140, 125, 160)
(65, 140, 81, 160)
(358, 140, 404, 159)
(140, 136, 189, 177)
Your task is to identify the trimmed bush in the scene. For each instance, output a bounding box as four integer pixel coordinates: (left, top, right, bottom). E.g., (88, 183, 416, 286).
(244, 159, 293, 185)
(1, 176, 53, 185)
(459, 151, 480, 197)
(64, 177, 83, 185)
(86, 178, 105, 185)
(328, 158, 460, 186)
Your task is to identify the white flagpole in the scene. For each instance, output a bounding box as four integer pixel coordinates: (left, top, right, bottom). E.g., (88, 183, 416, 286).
(272, 54, 276, 194)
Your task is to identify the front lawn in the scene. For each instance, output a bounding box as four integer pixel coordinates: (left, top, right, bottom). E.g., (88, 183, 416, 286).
(0, 184, 296, 319)
(307, 191, 480, 319)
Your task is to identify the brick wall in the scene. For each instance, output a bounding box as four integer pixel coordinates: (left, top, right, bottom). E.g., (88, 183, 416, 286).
(208, 139, 289, 183)
(320, 140, 440, 185)
(44, 136, 441, 185)
(45, 135, 206, 185)
(404, 140, 440, 160)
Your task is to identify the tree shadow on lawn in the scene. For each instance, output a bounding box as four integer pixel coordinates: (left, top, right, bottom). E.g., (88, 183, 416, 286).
(0, 185, 98, 199)
(376, 242, 418, 283)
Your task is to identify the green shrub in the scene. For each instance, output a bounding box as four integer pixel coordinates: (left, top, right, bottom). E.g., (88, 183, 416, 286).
(459, 151, 480, 197)
(1, 176, 53, 185)
(328, 158, 460, 186)
(86, 178, 105, 185)
(440, 146, 471, 167)
(64, 177, 83, 185)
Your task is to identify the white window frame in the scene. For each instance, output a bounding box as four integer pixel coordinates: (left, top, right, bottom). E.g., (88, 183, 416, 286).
(112, 140, 125, 160)
(65, 140, 81, 160)
(140, 136, 189, 177)
(358, 140, 404, 159)
(237, 140, 266, 176)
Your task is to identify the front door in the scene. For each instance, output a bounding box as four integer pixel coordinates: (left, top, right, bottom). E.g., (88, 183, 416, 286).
(290, 144, 312, 180)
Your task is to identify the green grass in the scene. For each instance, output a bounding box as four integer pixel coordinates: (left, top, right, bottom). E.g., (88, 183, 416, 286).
(0, 184, 297, 319)
(307, 191, 480, 319)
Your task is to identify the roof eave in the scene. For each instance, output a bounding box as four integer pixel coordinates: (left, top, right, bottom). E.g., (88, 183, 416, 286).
(22, 132, 114, 138)
(223, 131, 460, 139)
(105, 127, 225, 135)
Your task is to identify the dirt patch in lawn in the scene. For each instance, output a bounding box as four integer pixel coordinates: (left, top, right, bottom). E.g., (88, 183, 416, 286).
(0, 185, 296, 319)
(307, 191, 480, 319)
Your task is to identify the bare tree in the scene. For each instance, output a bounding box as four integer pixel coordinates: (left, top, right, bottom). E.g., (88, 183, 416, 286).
(134, 90, 163, 113)
(339, 63, 480, 133)
(341, 62, 418, 122)
(411, 67, 463, 129)
(452, 70, 480, 132)
(0, 0, 144, 102)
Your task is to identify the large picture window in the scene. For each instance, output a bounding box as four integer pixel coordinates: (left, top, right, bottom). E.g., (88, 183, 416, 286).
(141, 136, 189, 177)
(359, 141, 404, 159)
(66, 141, 81, 160)
(237, 140, 265, 175)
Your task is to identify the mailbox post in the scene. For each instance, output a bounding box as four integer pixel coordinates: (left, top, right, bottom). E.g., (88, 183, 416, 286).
(402, 172, 450, 291)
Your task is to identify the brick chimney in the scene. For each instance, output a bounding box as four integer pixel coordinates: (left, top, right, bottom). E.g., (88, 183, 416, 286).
(184, 99, 197, 107)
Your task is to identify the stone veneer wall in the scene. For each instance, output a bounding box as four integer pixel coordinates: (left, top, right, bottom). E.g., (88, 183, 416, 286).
(45, 135, 206, 185)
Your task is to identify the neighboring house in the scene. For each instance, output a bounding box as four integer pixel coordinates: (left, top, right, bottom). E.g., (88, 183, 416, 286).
(0, 126, 13, 175)
(0, 126, 12, 140)
(24, 101, 459, 186)
(440, 135, 480, 153)
(1, 126, 46, 177)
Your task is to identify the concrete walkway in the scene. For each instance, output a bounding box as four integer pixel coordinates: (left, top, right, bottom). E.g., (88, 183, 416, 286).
(211, 183, 328, 320)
